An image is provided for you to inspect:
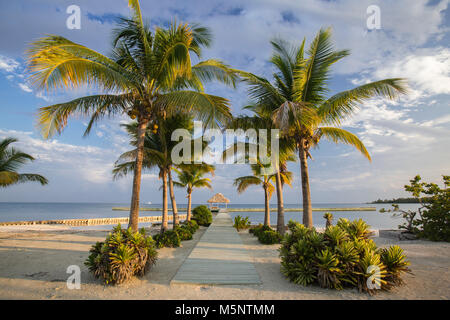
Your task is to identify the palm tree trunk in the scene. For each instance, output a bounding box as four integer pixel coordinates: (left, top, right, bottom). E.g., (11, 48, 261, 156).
(275, 170, 285, 235)
(187, 190, 192, 221)
(299, 146, 313, 228)
(128, 120, 148, 232)
(168, 168, 179, 228)
(161, 168, 169, 233)
(263, 185, 270, 227)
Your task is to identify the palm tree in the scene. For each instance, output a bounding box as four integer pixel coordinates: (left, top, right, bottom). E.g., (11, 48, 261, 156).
(234, 162, 292, 227)
(113, 113, 193, 232)
(173, 164, 214, 221)
(26, 0, 237, 232)
(238, 28, 407, 228)
(224, 104, 296, 234)
(0, 138, 48, 187)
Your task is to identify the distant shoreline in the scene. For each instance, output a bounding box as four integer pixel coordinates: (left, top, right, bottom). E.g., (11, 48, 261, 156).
(369, 197, 420, 204)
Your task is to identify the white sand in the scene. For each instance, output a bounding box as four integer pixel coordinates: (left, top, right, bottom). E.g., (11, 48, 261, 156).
(0, 227, 448, 300)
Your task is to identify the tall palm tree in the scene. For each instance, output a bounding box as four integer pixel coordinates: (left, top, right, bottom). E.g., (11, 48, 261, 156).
(113, 113, 192, 232)
(0, 138, 48, 187)
(26, 0, 237, 232)
(173, 164, 214, 221)
(225, 104, 296, 234)
(238, 28, 407, 228)
(234, 162, 292, 227)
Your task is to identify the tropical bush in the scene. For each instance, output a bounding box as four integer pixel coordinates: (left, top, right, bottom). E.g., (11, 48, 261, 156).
(249, 224, 272, 237)
(279, 219, 411, 294)
(174, 225, 193, 241)
(258, 230, 282, 244)
(381, 175, 449, 241)
(233, 215, 251, 231)
(182, 220, 199, 234)
(85, 225, 158, 285)
(192, 205, 213, 226)
(153, 230, 181, 248)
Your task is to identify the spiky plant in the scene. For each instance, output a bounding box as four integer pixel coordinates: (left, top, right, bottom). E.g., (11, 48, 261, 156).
(85, 224, 158, 285)
(323, 212, 333, 228)
(380, 245, 411, 289)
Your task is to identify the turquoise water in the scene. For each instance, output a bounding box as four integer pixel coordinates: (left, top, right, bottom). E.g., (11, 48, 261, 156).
(0, 202, 420, 230)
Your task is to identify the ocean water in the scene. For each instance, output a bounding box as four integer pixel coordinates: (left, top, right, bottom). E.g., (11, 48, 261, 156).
(0, 202, 421, 230)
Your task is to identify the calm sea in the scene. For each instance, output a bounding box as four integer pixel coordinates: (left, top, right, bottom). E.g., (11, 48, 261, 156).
(0, 202, 420, 230)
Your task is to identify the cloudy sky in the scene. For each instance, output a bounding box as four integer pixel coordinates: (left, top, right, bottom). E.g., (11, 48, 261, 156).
(0, 0, 449, 204)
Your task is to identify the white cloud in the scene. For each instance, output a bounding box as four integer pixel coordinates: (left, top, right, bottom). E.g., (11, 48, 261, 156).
(0, 55, 19, 72)
(18, 83, 32, 93)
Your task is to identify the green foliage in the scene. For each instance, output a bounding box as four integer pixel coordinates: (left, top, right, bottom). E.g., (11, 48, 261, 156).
(0, 137, 48, 188)
(182, 220, 199, 234)
(249, 224, 273, 237)
(381, 175, 450, 241)
(257, 230, 282, 244)
(174, 225, 193, 241)
(192, 205, 213, 226)
(153, 230, 181, 248)
(323, 212, 333, 228)
(233, 215, 251, 231)
(279, 218, 411, 294)
(85, 224, 158, 285)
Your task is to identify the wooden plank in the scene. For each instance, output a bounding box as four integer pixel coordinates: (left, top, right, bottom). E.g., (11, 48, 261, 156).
(171, 212, 261, 285)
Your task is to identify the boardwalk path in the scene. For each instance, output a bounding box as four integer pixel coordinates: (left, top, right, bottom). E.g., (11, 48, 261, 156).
(171, 211, 261, 285)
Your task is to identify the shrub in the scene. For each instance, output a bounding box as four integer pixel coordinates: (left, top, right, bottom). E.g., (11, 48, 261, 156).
(153, 230, 181, 248)
(258, 230, 282, 244)
(182, 220, 199, 234)
(233, 215, 251, 231)
(85, 224, 158, 285)
(279, 218, 411, 294)
(250, 224, 272, 237)
(192, 205, 213, 226)
(174, 225, 193, 241)
(381, 175, 450, 241)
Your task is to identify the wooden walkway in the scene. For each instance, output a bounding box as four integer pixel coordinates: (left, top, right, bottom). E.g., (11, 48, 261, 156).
(171, 212, 261, 285)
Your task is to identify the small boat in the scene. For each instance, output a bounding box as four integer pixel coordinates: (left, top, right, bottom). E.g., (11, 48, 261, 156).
(146, 201, 152, 205)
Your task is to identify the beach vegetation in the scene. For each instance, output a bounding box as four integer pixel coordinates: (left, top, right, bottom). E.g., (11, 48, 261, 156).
(174, 224, 193, 241)
(280, 219, 411, 294)
(238, 28, 407, 229)
(323, 212, 333, 228)
(85, 224, 158, 285)
(154, 230, 181, 248)
(381, 175, 449, 241)
(192, 205, 213, 226)
(233, 215, 251, 231)
(26, 0, 237, 232)
(258, 230, 282, 244)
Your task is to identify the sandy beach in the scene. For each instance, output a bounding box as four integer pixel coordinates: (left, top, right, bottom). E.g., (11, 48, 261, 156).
(0, 226, 448, 300)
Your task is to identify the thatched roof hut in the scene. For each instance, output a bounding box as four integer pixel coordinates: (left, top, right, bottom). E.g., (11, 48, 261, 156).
(207, 193, 230, 210)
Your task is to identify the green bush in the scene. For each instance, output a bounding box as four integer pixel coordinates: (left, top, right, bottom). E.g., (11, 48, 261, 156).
(279, 219, 411, 294)
(249, 224, 272, 237)
(381, 175, 449, 241)
(85, 224, 158, 285)
(258, 230, 282, 244)
(153, 230, 181, 248)
(182, 220, 199, 234)
(174, 225, 193, 241)
(192, 205, 213, 226)
(233, 215, 251, 231)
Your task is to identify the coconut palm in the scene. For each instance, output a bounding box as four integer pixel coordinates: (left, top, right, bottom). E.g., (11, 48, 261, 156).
(238, 28, 407, 228)
(0, 137, 48, 188)
(113, 113, 193, 232)
(234, 162, 292, 227)
(26, 0, 237, 232)
(173, 164, 214, 221)
(224, 104, 296, 234)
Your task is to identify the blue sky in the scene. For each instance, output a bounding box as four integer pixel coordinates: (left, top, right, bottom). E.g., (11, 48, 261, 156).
(0, 0, 449, 204)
